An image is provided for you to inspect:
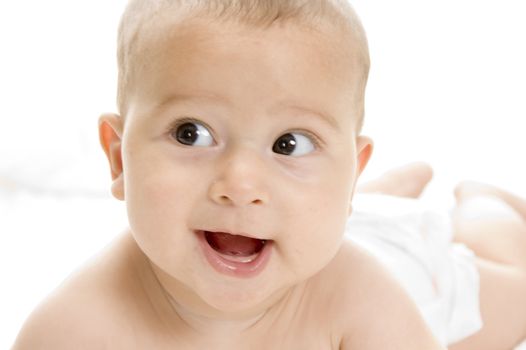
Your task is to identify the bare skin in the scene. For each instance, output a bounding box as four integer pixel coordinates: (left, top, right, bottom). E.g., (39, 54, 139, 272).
(450, 182, 526, 350)
(13, 160, 525, 349)
(357, 161, 434, 198)
(359, 163, 526, 350)
(10, 10, 442, 350)
(12, 227, 442, 349)
(12, 164, 444, 350)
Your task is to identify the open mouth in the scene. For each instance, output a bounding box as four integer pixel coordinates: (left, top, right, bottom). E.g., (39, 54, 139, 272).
(197, 230, 273, 278)
(204, 231, 267, 263)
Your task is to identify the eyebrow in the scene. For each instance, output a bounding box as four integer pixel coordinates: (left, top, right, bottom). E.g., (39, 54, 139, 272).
(153, 93, 340, 130)
(153, 93, 229, 112)
(275, 101, 340, 130)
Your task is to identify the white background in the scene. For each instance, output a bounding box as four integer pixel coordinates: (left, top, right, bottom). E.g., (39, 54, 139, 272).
(1, 1, 525, 348)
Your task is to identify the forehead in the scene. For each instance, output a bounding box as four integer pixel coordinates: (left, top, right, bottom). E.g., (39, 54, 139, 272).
(128, 17, 363, 122)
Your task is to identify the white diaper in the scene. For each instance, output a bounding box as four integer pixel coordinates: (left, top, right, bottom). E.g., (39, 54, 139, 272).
(345, 193, 482, 346)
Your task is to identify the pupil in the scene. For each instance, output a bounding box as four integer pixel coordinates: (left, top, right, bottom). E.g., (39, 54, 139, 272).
(273, 134, 297, 155)
(176, 123, 198, 145)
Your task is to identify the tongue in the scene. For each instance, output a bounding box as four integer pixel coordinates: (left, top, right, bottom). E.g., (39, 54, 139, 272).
(205, 231, 265, 257)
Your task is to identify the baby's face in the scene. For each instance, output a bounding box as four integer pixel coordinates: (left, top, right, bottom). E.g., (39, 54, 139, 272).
(117, 18, 371, 314)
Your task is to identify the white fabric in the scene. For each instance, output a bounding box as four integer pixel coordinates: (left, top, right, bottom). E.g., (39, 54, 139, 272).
(345, 193, 482, 346)
(516, 339, 526, 350)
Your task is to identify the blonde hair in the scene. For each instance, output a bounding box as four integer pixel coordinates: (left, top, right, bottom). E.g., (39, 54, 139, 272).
(116, 0, 370, 129)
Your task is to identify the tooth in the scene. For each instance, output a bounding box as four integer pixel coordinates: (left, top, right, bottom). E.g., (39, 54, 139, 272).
(217, 251, 259, 263)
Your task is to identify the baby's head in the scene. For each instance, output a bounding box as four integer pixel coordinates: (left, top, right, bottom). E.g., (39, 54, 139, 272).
(117, 0, 369, 126)
(100, 0, 373, 316)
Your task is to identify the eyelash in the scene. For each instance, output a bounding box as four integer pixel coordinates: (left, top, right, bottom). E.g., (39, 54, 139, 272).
(166, 117, 324, 150)
(166, 116, 214, 136)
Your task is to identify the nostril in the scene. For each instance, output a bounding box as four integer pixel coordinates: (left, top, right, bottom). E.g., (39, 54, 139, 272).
(218, 196, 263, 205)
(209, 180, 268, 206)
(219, 195, 232, 204)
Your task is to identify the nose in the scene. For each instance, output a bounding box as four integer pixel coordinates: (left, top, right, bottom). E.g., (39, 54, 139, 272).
(208, 148, 269, 207)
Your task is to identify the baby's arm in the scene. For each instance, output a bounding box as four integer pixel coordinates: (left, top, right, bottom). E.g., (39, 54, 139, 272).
(12, 282, 108, 350)
(12, 265, 119, 350)
(13, 294, 93, 349)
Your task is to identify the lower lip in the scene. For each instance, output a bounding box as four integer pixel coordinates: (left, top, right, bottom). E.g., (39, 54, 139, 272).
(196, 231, 273, 279)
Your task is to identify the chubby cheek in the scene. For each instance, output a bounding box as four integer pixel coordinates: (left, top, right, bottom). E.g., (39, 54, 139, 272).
(123, 151, 200, 267)
(281, 162, 354, 275)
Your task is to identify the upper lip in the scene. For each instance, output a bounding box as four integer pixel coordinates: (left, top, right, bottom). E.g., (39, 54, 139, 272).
(196, 229, 270, 241)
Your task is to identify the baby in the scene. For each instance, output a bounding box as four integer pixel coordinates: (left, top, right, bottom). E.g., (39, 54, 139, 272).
(12, 1, 526, 349)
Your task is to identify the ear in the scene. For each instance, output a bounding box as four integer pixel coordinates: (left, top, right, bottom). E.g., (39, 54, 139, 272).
(98, 113, 125, 201)
(355, 135, 373, 178)
(348, 135, 374, 215)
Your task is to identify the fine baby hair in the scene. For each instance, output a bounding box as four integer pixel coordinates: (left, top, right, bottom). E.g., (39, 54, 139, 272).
(116, 0, 370, 130)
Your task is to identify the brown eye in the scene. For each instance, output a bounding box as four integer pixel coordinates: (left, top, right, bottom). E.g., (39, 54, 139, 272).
(172, 122, 213, 147)
(273, 133, 296, 155)
(272, 132, 314, 156)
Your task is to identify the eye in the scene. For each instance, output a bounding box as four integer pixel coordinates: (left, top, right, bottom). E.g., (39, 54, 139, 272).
(272, 132, 315, 156)
(172, 121, 214, 147)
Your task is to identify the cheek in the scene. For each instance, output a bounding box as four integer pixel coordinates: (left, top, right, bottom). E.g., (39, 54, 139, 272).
(315, 157, 356, 217)
(123, 149, 201, 251)
(281, 164, 353, 268)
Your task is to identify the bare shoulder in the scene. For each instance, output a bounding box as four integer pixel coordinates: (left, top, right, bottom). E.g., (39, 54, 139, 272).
(12, 232, 150, 350)
(312, 240, 444, 350)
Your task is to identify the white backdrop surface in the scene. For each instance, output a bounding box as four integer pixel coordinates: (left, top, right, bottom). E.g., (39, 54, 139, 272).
(1, 1, 525, 348)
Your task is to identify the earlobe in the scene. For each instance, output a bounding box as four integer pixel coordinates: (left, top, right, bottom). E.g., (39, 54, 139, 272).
(98, 113, 125, 201)
(111, 175, 125, 201)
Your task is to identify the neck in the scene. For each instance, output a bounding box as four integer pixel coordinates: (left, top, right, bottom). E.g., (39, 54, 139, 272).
(164, 291, 269, 335)
(134, 248, 294, 337)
